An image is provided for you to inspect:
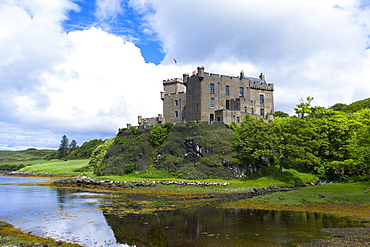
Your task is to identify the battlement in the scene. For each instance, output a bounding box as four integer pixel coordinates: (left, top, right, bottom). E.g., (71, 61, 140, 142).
(138, 114, 164, 126)
(163, 78, 183, 84)
(186, 69, 274, 91)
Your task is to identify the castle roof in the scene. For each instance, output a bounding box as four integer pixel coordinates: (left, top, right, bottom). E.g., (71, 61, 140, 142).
(243, 76, 266, 84)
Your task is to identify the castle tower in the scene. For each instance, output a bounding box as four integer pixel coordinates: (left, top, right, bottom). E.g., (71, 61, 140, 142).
(161, 78, 186, 123)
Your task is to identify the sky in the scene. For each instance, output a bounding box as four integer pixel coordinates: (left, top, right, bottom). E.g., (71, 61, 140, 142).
(0, 0, 370, 150)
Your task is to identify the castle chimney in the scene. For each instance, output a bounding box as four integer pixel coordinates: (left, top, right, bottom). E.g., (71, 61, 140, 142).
(259, 73, 266, 82)
(240, 70, 244, 80)
(197, 66, 204, 78)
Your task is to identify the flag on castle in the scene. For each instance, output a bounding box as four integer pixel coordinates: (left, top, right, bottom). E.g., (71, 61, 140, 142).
(173, 58, 177, 64)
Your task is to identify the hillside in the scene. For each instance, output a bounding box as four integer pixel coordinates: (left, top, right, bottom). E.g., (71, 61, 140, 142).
(0, 149, 55, 171)
(94, 122, 239, 179)
(330, 97, 370, 113)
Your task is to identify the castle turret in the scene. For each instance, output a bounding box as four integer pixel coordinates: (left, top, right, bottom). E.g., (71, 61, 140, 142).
(259, 73, 266, 82)
(183, 73, 189, 86)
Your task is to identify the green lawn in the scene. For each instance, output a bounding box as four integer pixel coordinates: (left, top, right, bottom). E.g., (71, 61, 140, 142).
(18, 159, 91, 175)
(246, 182, 370, 206)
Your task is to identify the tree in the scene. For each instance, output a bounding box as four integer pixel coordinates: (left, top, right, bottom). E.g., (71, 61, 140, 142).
(232, 115, 274, 176)
(294, 96, 314, 118)
(69, 140, 77, 150)
(271, 117, 319, 175)
(274, 110, 289, 118)
(58, 135, 69, 158)
(150, 123, 168, 147)
(329, 103, 347, 112)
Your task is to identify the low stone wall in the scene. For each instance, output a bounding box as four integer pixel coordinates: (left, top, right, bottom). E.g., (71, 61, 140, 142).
(0, 171, 68, 177)
(53, 176, 230, 188)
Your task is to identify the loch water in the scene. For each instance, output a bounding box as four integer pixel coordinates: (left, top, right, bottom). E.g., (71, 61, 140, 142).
(0, 176, 364, 246)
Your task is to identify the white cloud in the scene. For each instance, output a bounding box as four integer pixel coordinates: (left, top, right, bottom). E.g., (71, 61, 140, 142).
(95, 0, 124, 24)
(1, 0, 370, 149)
(130, 0, 370, 113)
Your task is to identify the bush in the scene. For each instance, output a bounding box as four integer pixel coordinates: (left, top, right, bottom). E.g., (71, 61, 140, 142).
(124, 162, 135, 174)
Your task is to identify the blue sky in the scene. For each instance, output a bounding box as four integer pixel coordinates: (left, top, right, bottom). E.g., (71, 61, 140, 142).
(0, 0, 370, 150)
(62, 0, 165, 64)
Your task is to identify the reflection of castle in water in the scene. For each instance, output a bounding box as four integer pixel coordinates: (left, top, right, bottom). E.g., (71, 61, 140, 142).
(102, 202, 360, 246)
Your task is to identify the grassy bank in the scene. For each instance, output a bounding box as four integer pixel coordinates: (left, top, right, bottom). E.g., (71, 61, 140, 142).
(221, 182, 370, 220)
(17, 159, 90, 175)
(0, 221, 82, 247)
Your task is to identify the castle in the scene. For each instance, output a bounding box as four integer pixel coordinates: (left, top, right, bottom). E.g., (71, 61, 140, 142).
(138, 66, 274, 126)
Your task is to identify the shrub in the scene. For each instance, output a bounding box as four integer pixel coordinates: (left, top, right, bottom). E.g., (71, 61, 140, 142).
(124, 162, 135, 174)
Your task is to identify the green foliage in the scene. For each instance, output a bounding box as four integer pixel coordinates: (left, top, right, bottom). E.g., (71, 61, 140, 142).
(274, 110, 289, 118)
(232, 115, 274, 175)
(124, 162, 135, 174)
(0, 149, 55, 163)
(129, 126, 138, 136)
(90, 138, 115, 175)
(330, 97, 370, 113)
(97, 122, 237, 179)
(149, 123, 168, 147)
(0, 163, 26, 171)
(294, 96, 314, 118)
(232, 97, 369, 180)
(58, 135, 69, 158)
(137, 167, 174, 179)
(329, 102, 347, 112)
(91, 96, 370, 181)
(66, 139, 104, 159)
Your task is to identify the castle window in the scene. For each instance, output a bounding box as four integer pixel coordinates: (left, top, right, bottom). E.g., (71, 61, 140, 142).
(210, 98, 215, 108)
(226, 100, 230, 110)
(175, 100, 178, 106)
(244, 107, 247, 113)
(210, 83, 215, 93)
(251, 108, 254, 114)
(260, 108, 265, 117)
(260, 94, 264, 104)
(225, 85, 230, 95)
(175, 111, 179, 118)
(239, 87, 244, 97)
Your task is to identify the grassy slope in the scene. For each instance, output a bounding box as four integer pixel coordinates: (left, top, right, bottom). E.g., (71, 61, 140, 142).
(18, 159, 90, 175)
(246, 182, 370, 206)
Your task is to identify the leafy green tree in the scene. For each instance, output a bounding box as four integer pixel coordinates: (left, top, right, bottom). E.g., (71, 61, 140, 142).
(90, 138, 115, 175)
(271, 117, 319, 174)
(294, 96, 314, 118)
(232, 115, 274, 175)
(329, 103, 347, 112)
(150, 123, 168, 147)
(124, 162, 135, 174)
(69, 140, 77, 150)
(274, 110, 289, 118)
(67, 139, 103, 159)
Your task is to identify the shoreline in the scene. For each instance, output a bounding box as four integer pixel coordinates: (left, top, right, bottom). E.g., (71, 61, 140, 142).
(1, 173, 369, 246)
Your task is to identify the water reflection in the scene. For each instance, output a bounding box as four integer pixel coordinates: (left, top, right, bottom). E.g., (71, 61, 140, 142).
(0, 176, 364, 247)
(102, 203, 362, 247)
(0, 176, 126, 246)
